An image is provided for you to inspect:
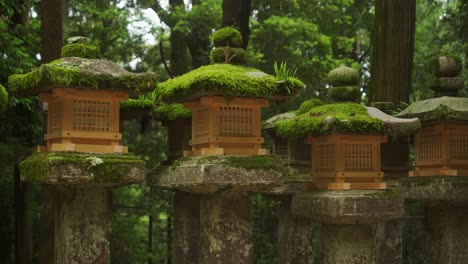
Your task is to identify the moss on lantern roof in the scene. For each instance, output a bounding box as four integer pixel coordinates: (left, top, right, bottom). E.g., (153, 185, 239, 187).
(19, 152, 145, 184)
(296, 98, 325, 115)
(263, 98, 324, 130)
(155, 64, 303, 103)
(8, 57, 157, 96)
(275, 102, 388, 139)
(120, 98, 155, 113)
(153, 103, 192, 121)
(396, 96, 468, 122)
(212, 27, 243, 48)
(0, 84, 8, 111)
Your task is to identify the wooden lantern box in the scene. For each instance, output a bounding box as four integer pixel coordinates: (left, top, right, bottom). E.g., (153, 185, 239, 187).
(38, 87, 129, 153)
(412, 123, 468, 176)
(162, 118, 192, 162)
(273, 137, 311, 169)
(183, 96, 269, 156)
(306, 134, 387, 190)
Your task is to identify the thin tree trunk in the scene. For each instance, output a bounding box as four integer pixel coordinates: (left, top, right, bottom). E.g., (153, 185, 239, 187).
(11, 0, 30, 25)
(148, 214, 153, 264)
(169, 0, 191, 76)
(369, 0, 416, 105)
(40, 0, 66, 63)
(222, 0, 252, 49)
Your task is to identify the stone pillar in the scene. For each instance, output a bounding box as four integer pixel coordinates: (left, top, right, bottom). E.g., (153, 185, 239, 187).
(426, 204, 468, 264)
(149, 156, 285, 264)
(200, 194, 253, 263)
(54, 187, 111, 264)
(172, 192, 201, 264)
(292, 191, 404, 264)
(277, 196, 316, 264)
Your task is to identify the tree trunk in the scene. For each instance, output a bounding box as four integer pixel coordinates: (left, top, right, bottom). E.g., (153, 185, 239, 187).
(11, 0, 30, 25)
(40, 0, 66, 63)
(369, 0, 416, 105)
(222, 0, 251, 49)
(169, 0, 191, 76)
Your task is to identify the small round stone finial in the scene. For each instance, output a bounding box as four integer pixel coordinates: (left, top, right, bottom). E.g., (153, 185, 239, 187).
(210, 27, 246, 64)
(429, 55, 462, 78)
(61, 36, 102, 59)
(211, 27, 242, 48)
(327, 64, 361, 102)
(327, 64, 360, 86)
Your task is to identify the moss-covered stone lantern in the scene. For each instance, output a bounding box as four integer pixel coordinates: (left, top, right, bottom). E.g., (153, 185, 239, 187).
(397, 54, 468, 176)
(263, 98, 324, 172)
(9, 37, 157, 154)
(275, 65, 420, 190)
(155, 27, 304, 156)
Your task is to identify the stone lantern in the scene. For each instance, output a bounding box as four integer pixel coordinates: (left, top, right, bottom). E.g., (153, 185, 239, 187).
(9, 37, 156, 264)
(275, 65, 420, 190)
(155, 27, 304, 156)
(397, 54, 467, 176)
(9, 37, 157, 154)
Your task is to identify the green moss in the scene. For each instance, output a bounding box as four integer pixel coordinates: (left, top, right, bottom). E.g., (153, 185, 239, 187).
(153, 103, 192, 121)
(8, 59, 157, 96)
(120, 98, 155, 113)
(0, 84, 8, 111)
(212, 27, 242, 48)
(275, 102, 387, 139)
(296, 98, 325, 115)
(19, 153, 145, 183)
(327, 64, 360, 86)
(210, 47, 247, 64)
(328, 86, 361, 102)
(61, 43, 102, 59)
(194, 155, 287, 174)
(155, 64, 303, 102)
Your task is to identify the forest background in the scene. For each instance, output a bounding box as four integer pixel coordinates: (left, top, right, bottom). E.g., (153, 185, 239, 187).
(0, 0, 467, 263)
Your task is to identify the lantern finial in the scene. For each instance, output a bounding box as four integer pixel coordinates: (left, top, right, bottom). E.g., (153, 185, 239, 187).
(327, 64, 361, 102)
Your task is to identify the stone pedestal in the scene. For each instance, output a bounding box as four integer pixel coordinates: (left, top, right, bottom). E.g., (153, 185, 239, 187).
(20, 153, 145, 264)
(292, 191, 404, 264)
(149, 155, 285, 264)
(398, 177, 468, 264)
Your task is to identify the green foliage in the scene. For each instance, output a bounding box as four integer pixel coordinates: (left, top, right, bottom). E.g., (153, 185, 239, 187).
(210, 47, 247, 64)
(274, 61, 301, 93)
(328, 86, 361, 102)
(275, 102, 387, 139)
(61, 43, 102, 59)
(8, 59, 157, 96)
(296, 98, 325, 115)
(153, 103, 192, 121)
(155, 64, 303, 102)
(0, 84, 7, 111)
(211, 26, 242, 48)
(252, 194, 279, 264)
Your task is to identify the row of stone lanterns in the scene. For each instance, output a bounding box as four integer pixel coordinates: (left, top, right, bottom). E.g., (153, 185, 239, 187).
(8, 27, 467, 263)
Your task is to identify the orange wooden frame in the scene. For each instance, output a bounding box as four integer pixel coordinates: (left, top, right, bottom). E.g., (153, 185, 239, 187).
(412, 123, 468, 176)
(305, 134, 387, 190)
(183, 96, 269, 156)
(38, 87, 129, 153)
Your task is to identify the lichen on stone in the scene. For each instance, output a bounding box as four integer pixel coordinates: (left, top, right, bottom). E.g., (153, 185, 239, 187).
(275, 102, 387, 139)
(8, 57, 157, 96)
(396, 96, 468, 122)
(155, 64, 303, 103)
(153, 103, 192, 121)
(19, 152, 145, 184)
(0, 84, 8, 111)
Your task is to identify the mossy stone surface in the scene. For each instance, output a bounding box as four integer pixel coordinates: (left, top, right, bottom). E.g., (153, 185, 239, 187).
(210, 47, 247, 65)
(396, 96, 468, 122)
(275, 102, 387, 139)
(328, 86, 361, 102)
(61, 43, 102, 59)
(20, 152, 145, 186)
(8, 57, 157, 96)
(153, 103, 192, 121)
(0, 84, 8, 111)
(327, 64, 360, 86)
(155, 64, 303, 103)
(296, 98, 325, 115)
(212, 27, 242, 48)
(120, 98, 155, 113)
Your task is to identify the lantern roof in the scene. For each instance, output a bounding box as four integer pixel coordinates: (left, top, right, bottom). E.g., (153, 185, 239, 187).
(153, 103, 192, 121)
(8, 37, 157, 97)
(396, 96, 468, 123)
(263, 98, 324, 130)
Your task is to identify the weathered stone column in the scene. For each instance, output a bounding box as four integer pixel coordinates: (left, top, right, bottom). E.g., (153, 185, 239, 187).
(149, 155, 285, 263)
(398, 177, 468, 264)
(292, 191, 404, 264)
(20, 153, 145, 264)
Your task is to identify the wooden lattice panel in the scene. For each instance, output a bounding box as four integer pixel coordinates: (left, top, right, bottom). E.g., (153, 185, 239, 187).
(290, 140, 311, 166)
(412, 124, 468, 176)
(163, 119, 192, 162)
(183, 96, 269, 156)
(38, 87, 128, 153)
(306, 134, 387, 190)
(380, 137, 410, 179)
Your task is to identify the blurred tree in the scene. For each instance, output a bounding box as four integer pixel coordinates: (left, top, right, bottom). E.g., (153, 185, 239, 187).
(40, 0, 66, 63)
(222, 0, 251, 49)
